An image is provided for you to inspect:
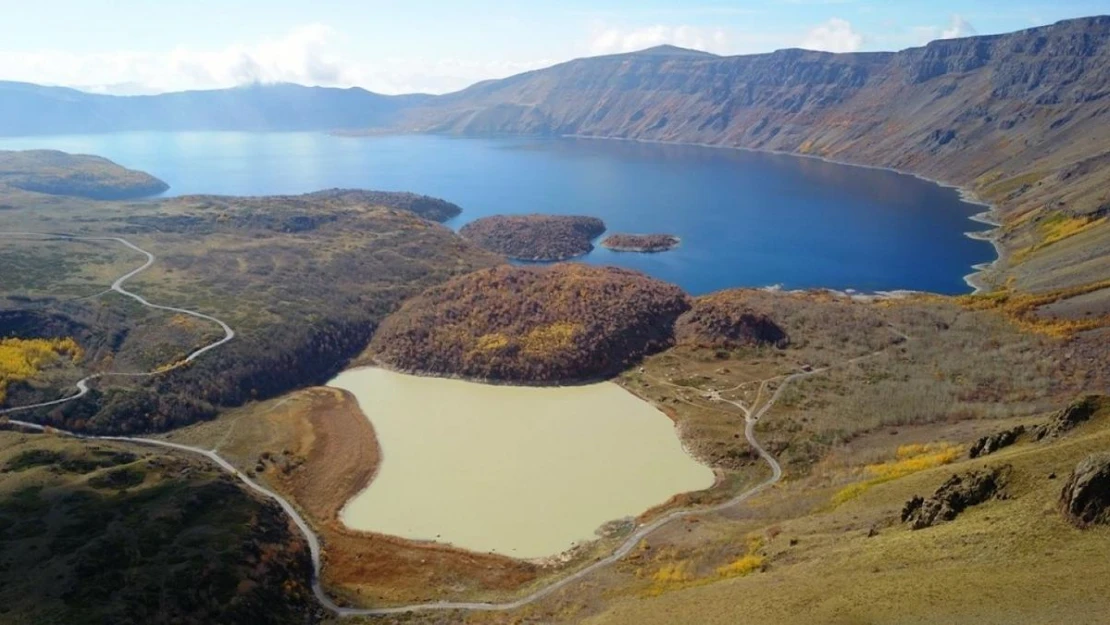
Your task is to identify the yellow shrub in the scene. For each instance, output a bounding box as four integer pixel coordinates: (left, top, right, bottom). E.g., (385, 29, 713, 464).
(520, 321, 580, 355)
(0, 337, 83, 403)
(831, 481, 872, 506)
(474, 333, 510, 351)
(716, 554, 765, 578)
(830, 442, 961, 508)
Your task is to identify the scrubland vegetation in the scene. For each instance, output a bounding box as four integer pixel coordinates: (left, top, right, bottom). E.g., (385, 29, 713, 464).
(0, 183, 500, 433)
(600, 233, 680, 253)
(0, 433, 316, 625)
(0, 336, 81, 402)
(368, 264, 689, 382)
(459, 214, 606, 261)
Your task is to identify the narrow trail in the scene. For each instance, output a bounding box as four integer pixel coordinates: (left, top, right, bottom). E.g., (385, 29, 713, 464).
(0, 230, 907, 618)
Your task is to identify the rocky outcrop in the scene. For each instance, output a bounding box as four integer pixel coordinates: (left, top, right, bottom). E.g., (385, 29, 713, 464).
(968, 425, 1026, 458)
(1034, 395, 1105, 441)
(1060, 453, 1110, 527)
(901, 466, 1010, 530)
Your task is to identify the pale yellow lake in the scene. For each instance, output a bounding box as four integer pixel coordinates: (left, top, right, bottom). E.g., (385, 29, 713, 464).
(329, 367, 715, 559)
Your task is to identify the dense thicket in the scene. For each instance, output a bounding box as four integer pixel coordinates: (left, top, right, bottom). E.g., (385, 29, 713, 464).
(459, 214, 606, 261)
(601, 233, 680, 252)
(370, 264, 690, 383)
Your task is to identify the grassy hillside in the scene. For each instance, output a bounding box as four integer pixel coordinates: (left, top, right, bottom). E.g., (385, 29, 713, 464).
(0, 150, 169, 199)
(0, 176, 501, 433)
(0, 431, 317, 625)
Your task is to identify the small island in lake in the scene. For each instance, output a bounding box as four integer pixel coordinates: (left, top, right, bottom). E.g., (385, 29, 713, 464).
(601, 233, 681, 253)
(459, 214, 606, 261)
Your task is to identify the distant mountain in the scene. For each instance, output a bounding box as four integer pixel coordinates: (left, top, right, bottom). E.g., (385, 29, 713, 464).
(0, 82, 430, 135)
(2, 17, 1108, 295)
(404, 16, 1110, 294)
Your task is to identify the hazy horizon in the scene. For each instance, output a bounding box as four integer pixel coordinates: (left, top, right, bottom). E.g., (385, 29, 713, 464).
(0, 1, 1106, 96)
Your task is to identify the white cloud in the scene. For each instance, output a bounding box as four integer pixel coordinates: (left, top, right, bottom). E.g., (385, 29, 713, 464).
(940, 14, 977, 39)
(799, 18, 864, 53)
(909, 14, 979, 46)
(0, 24, 552, 95)
(588, 24, 730, 55)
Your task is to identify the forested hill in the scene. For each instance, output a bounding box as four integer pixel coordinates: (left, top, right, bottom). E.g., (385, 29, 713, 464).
(0, 82, 428, 135)
(403, 16, 1110, 296)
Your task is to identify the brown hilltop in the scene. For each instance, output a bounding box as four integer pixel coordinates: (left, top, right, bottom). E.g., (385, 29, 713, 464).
(367, 264, 690, 383)
(459, 214, 606, 261)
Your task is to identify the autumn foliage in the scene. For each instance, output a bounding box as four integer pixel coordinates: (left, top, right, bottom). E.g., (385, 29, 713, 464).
(370, 264, 691, 383)
(0, 336, 82, 403)
(459, 214, 606, 261)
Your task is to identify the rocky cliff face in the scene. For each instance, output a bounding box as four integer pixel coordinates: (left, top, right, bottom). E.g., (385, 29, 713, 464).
(406, 17, 1110, 294)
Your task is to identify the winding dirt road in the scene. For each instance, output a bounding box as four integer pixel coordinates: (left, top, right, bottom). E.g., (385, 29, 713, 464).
(0, 231, 904, 618)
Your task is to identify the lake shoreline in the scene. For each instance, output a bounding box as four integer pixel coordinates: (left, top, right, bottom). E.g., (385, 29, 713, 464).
(563, 133, 1002, 295)
(328, 365, 716, 559)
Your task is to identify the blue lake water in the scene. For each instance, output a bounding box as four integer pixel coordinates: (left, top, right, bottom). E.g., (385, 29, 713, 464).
(0, 132, 993, 295)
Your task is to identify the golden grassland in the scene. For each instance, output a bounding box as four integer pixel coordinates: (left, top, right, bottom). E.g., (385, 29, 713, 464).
(957, 277, 1110, 337)
(565, 403, 1110, 625)
(830, 442, 961, 506)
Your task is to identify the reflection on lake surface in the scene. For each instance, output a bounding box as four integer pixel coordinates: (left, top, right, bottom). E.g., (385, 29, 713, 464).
(0, 132, 994, 294)
(329, 367, 715, 558)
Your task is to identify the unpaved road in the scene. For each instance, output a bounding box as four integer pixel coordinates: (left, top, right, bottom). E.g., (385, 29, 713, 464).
(0, 231, 903, 618)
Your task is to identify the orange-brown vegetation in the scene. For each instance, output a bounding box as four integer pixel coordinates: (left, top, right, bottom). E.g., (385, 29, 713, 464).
(368, 264, 691, 383)
(675, 291, 790, 349)
(958, 278, 1110, 337)
(601, 233, 680, 253)
(459, 214, 606, 261)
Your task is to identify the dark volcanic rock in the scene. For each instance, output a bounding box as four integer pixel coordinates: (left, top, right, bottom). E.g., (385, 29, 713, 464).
(1060, 453, 1110, 527)
(901, 466, 1010, 530)
(968, 425, 1026, 458)
(1034, 395, 1104, 441)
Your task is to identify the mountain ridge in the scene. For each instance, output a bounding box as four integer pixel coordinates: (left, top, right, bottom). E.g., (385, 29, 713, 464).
(400, 15, 1110, 297)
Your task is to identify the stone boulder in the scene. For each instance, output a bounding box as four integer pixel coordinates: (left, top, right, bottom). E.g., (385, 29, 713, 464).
(1060, 453, 1110, 527)
(1034, 395, 1104, 441)
(968, 425, 1026, 458)
(901, 466, 1009, 530)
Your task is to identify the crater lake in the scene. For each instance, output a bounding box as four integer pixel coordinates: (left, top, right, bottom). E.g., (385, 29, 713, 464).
(0, 132, 995, 294)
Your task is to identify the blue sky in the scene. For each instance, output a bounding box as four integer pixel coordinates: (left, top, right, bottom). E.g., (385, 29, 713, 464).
(0, 0, 1107, 94)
